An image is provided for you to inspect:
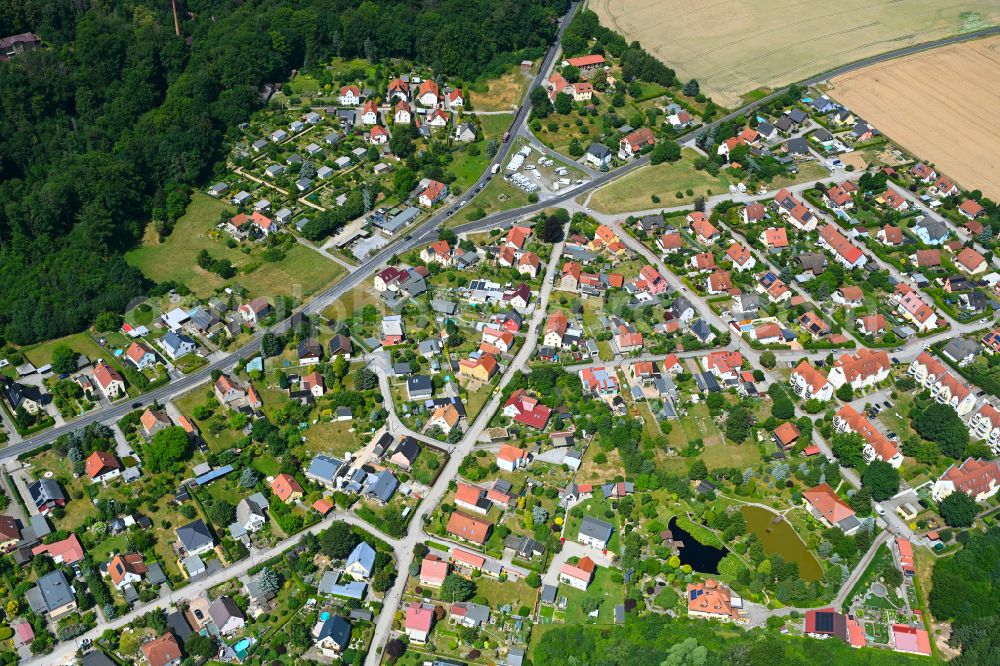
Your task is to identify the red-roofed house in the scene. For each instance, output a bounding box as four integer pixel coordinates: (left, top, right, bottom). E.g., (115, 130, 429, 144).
(968, 401, 1000, 450)
(760, 227, 789, 250)
(657, 232, 683, 254)
(688, 212, 719, 243)
(895, 537, 915, 576)
(419, 180, 448, 207)
(446, 512, 493, 545)
(824, 184, 856, 209)
(497, 444, 531, 472)
(108, 552, 148, 589)
(635, 264, 668, 294)
(417, 79, 439, 106)
(726, 243, 756, 271)
(878, 189, 909, 211)
(419, 556, 449, 587)
(856, 314, 887, 336)
(690, 252, 715, 272)
(687, 579, 746, 623)
(563, 54, 606, 69)
(834, 404, 901, 467)
(705, 350, 743, 382)
(742, 203, 767, 224)
(420, 239, 452, 266)
(405, 603, 435, 643)
(518, 252, 541, 278)
(85, 450, 121, 483)
(619, 127, 655, 157)
(819, 224, 866, 269)
(506, 225, 532, 250)
(339, 85, 361, 105)
(932, 176, 958, 197)
(959, 199, 985, 220)
(773, 422, 801, 449)
(956, 247, 987, 275)
(143, 632, 183, 666)
(93, 361, 126, 399)
(931, 458, 1000, 503)
(559, 556, 596, 590)
(450, 548, 486, 570)
(32, 534, 85, 565)
(271, 474, 303, 503)
(828, 348, 891, 391)
(791, 360, 832, 401)
(752, 322, 783, 345)
(891, 625, 931, 656)
(803, 484, 859, 534)
(876, 224, 903, 246)
(125, 341, 156, 370)
(503, 389, 552, 430)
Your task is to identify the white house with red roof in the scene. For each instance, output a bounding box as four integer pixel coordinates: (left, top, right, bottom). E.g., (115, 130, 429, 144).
(773, 188, 816, 231)
(726, 243, 756, 272)
(446, 88, 464, 108)
(803, 483, 859, 534)
(760, 227, 789, 251)
(404, 603, 435, 643)
(562, 54, 606, 70)
(908, 352, 976, 415)
(93, 361, 125, 400)
(503, 389, 552, 430)
(835, 404, 902, 468)
(705, 350, 743, 383)
(387, 78, 409, 103)
(931, 458, 1000, 503)
(419, 180, 448, 207)
(124, 341, 156, 371)
(959, 199, 985, 220)
(956, 247, 987, 275)
(238, 297, 270, 325)
(790, 360, 832, 402)
(742, 203, 767, 224)
(619, 127, 655, 158)
(496, 444, 531, 472)
(368, 124, 389, 145)
(892, 284, 939, 332)
(338, 85, 361, 106)
(634, 264, 668, 295)
(968, 402, 1000, 453)
(417, 79, 439, 107)
(891, 624, 931, 656)
(579, 367, 619, 397)
(420, 240, 452, 266)
(818, 224, 866, 269)
(687, 212, 719, 243)
(427, 108, 449, 127)
(827, 348, 891, 391)
(419, 556, 449, 587)
(559, 556, 596, 591)
(360, 100, 379, 125)
(393, 100, 412, 124)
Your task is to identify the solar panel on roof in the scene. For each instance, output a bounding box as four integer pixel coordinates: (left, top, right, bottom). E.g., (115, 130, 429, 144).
(815, 611, 834, 633)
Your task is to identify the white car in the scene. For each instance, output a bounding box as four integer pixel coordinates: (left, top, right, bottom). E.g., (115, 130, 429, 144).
(875, 504, 886, 516)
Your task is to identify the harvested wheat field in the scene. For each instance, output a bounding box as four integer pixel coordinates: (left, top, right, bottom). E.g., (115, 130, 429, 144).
(829, 35, 1000, 199)
(590, 0, 1000, 107)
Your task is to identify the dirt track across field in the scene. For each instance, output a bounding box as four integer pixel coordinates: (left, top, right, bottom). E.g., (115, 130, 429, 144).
(590, 0, 1000, 107)
(829, 34, 1000, 199)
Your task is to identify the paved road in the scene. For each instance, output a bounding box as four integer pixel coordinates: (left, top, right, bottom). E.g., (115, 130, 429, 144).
(12, 15, 1000, 664)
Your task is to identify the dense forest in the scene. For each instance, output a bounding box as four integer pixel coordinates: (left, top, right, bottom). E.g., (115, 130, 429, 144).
(0, 0, 568, 345)
(929, 526, 1000, 663)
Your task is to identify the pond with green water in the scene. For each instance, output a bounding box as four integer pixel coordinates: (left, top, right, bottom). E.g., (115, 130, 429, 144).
(741, 505, 823, 581)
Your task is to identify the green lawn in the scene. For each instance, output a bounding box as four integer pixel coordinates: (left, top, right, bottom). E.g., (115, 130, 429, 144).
(89, 533, 129, 563)
(589, 149, 732, 214)
(664, 402, 760, 471)
(126, 192, 345, 299)
(472, 576, 538, 610)
(20, 331, 122, 374)
(300, 420, 362, 458)
(469, 67, 534, 112)
(173, 386, 247, 453)
(558, 566, 623, 625)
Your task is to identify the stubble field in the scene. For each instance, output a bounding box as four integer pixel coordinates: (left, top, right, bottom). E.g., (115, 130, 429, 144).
(829, 34, 1000, 199)
(590, 0, 1000, 107)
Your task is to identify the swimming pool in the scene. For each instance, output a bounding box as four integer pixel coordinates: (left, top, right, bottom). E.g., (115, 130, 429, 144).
(320, 611, 330, 621)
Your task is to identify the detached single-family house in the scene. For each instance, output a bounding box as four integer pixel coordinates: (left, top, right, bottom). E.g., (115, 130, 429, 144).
(577, 516, 613, 550)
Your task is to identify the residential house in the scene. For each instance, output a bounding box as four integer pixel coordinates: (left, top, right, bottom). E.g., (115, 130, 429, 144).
(726, 243, 756, 272)
(773, 422, 801, 450)
(773, 189, 816, 230)
(856, 314, 887, 336)
(803, 483, 860, 534)
(85, 450, 121, 483)
(956, 247, 987, 275)
(791, 360, 832, 401)
(687, 579, 746, 623)
(818, 224, 866, 269)
(959, 199, 986, 220)
(404, 603, 435, 643)
(125, 341, 156, 370)
(208, 596, 246, 636)
(913, 219, 950, 245)
(420, 240, 452, 266)
(688, 212, 720, 243)
(876, 224, 903, 246)
(455, 483, 491, 515)
(26, 570, 76, 620)
(344, 542, 377, 581)
(559, 556, 595, 591)
(427, 403, 461, 434)
(742, 203, 767, 224)
(339, 85, 361, 105)
(176, 519, 214, 556)
(908, 351, 976, 415)
(31, 534, 84, 565)
(27, 479, 65, 514)
(969, 402, 1000, 453)
(497, 444, 531, 472)
(360, 100, 379, 125)
(578, 516, 613, 550)
(827, 348, 891, 391)
(93, 361, 125, 399)
(142, 633, 182, 666)
(108, 553, 148, 590)
(312, 615, 352, 658)
(380, 315, 405, 346)
(824, 183, 857, 209)
(579, 367, 619, 397)
(420, 556, 449, 587)
(503, 389, 552, 430)
(835, 404, 902, 468)
(419, 180, 448, 207)
(586, 143, 612, 168)
(233, 495, 268, 535)
(271, 474, 303, 503)
(832, 286, 864, 307)
(306, 454, 344, 488)
(458, 354, 498, 382)
(619, 127, 655, 157)
(446, 512, 492, 545)
(238, 297, 270, 324)
(931, 458, 1000, 503)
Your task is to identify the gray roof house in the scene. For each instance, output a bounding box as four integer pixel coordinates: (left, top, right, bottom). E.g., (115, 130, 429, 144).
(406, 375, 433, 401)
(313, 615, 352, 654)
(176, 519, 214, 555)
(306, 454, 344, 488)
(234, 493, 269, 533)
(161, 331, 196, 360)
(27, 570, 76, 619)
(942, 337, 982, 366)
(344, 541, 377, 580)
(208, 596, 246, 635)
(578, 516, 614, 549)
(364, 469, 399, 504)
(27, 478, 64, 513)
(451, 602, 491, 627)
